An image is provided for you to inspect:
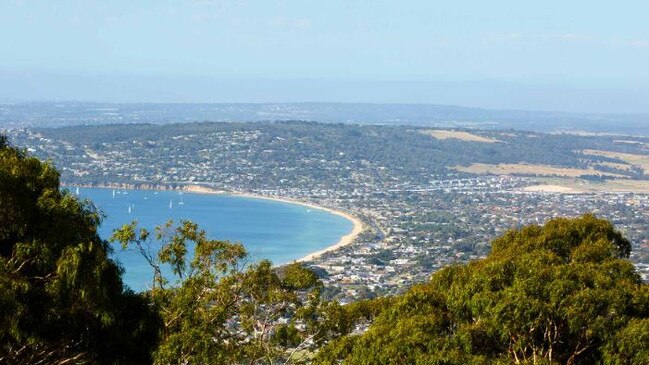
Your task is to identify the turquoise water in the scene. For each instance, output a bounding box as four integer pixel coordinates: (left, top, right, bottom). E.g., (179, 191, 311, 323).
(76, 187, 353, 291)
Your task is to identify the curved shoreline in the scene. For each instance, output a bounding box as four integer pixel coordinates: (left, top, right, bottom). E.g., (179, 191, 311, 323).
(67, 183, 365, 263)
(183, 186, 365, 262)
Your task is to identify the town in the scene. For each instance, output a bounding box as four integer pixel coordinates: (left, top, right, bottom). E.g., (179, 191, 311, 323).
(6, 122, 649, 303)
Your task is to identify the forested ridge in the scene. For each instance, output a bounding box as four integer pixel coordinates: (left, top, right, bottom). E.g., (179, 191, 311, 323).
(1, 138, 648, 364)
(11, 121, 649, 189)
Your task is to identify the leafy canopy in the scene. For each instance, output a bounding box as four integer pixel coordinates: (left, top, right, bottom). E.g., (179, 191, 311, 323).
(0, 139, 159, 364)
(315, 215, 649, 365)
(111, 220, 325, 364)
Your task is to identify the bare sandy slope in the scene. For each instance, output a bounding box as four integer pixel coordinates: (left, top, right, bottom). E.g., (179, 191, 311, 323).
(455, 163, 625, 178)
(522, 184, 582, 193)
(420, 129, 501, 143)
(522, 178, 649, 194)
(582, 149, 649, 173)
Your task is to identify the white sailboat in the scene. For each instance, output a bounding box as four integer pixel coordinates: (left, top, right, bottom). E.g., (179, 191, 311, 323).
(112, 189, 116, 198)
(169, 200, 173, 209)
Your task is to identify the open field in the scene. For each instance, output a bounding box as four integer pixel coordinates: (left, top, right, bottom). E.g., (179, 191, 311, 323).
(522, 184, 581, 193)
(421, 129, 501, 143)
(524, 177, 649, 193)
(455, 163, 624, 178)
(582, 149, 649, 172)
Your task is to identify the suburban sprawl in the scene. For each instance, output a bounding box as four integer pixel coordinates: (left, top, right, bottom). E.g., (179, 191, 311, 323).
(4, 111, 649, 303)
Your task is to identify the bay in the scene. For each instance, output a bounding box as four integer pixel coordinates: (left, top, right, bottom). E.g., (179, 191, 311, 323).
(76, 187, 353, 291)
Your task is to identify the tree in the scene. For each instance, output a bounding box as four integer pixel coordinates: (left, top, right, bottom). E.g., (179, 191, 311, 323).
(111, 220, 323, 364)
(0, 138, 159, 363)
(315, 215, 649, 364)
(603, 318, 649, 364)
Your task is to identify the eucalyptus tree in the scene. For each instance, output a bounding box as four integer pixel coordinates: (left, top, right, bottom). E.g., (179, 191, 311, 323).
(111, 220, 324, 364)
(315, 215, 649, 364)
(0, 138, 159, 363)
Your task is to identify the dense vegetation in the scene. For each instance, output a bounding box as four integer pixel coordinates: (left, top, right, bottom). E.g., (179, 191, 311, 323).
(315, 215, 649, 364)
(109, 220, 329, 364)
(0, 136, 158, 363)
(2, 139, 648, 364)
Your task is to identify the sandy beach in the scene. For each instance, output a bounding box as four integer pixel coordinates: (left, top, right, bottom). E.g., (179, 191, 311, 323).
(295, 212, 364, 262)
(183, 185, 365, 262)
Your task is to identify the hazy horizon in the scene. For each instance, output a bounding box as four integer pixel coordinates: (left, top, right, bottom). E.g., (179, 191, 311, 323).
(4, 74, 649, 115)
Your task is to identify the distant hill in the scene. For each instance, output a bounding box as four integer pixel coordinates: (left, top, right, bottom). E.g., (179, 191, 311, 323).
(1, 102, 648, 135)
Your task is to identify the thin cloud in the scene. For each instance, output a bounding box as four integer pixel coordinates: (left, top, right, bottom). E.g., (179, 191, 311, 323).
(552, 33, 594, 42)
(268, 16, 312, 30)
(485, 32, 649, 50)
(610, 38, 649, 49)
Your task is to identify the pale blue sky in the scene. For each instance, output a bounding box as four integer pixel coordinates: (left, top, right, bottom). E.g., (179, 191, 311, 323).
(2, 1, 649, 112)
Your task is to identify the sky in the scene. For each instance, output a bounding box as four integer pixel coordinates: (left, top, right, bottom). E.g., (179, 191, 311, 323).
(1, 0, 649, 113)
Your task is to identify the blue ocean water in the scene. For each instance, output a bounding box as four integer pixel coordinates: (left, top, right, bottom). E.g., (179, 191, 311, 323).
(76, 187, 353, 291)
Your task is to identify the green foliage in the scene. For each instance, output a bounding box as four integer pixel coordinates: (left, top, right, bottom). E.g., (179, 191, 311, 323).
(315, 215, 649, 364)
(0, 140, 159, 363)
(602, 318, 649, 364)
(278, 262, 321, 290)
(111, 220, 324, 364)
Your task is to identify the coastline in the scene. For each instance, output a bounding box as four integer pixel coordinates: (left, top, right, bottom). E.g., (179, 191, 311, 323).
(67, 183, 365, 263)
(183, 185, 365, 262)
